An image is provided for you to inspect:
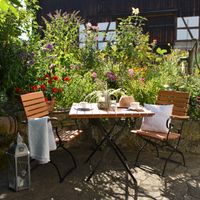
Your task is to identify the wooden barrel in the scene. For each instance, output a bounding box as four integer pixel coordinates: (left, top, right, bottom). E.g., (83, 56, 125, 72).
(0, 116, 18, 135)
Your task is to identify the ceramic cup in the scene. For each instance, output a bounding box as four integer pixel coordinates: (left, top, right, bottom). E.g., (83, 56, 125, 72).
(110, 100, 117, 111)
(79, 101, 88, 109)
(130, 102, 140, 109)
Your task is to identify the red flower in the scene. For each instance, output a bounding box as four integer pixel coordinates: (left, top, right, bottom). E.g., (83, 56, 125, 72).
(48, 79, 52, 84)
(15, 87, 22, 93)
(59, 88, 64, 92)
(52, 76, 59, 81)
(40, 84, 46, 91)
(44, 74, 49, 78)
(36, 77, 43, 81)
(31, 85, 37, 91)
(52, 87, 58, 94)
(64, 76, 70, 81)
(44, 97, 48, 102)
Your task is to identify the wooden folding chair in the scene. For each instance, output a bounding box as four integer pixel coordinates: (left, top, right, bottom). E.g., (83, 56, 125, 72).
(132, 90, 190, 176)
(20, 91, 77, 182)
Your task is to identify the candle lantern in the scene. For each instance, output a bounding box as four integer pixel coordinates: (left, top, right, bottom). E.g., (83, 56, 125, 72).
(6, 133, 30, 191)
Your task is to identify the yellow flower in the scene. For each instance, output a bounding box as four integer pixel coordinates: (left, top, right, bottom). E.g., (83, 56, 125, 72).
(132, 7, 140, 15)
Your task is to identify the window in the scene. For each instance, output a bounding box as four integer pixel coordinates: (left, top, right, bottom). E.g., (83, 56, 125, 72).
(79, 21, 116, 50)
(176, 16, 199, 40)
(97, 22, 116, 50)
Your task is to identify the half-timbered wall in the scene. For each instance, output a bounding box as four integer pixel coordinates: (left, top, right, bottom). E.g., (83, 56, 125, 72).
(38, 0, 200, 47)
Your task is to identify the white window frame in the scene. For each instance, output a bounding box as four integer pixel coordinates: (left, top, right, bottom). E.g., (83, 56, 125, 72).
(176, 16, 200, 41)
(79, 21, 116, 50)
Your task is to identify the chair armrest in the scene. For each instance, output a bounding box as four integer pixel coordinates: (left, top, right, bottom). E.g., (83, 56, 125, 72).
(21, 120, 27, 124)
(48, 116, 64, 133)
(48, 116, 59, 121)
(171, 115, 189, 120)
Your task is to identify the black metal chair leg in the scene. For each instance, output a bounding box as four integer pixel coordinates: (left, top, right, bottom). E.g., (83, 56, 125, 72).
(60, 145, 77, 169)
(155, 144, 160, 158)
(51, 142, 77, 182)
(162, 150, 175, 176)
(135, 141, 148, 166)
(49, 160, 62, 182)
(175, 148, 186, 166)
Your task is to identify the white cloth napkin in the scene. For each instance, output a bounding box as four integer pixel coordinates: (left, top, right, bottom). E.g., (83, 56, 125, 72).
(28, 116, 57, 164)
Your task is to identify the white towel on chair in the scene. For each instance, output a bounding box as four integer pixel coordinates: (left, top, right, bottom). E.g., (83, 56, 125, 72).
(28, 116, 57, 164)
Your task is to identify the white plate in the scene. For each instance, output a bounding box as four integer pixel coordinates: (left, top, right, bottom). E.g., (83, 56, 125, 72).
(75, 107, 93, 111)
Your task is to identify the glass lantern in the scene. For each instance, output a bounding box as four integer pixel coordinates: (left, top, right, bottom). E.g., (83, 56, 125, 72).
(6, 133, 30, 191)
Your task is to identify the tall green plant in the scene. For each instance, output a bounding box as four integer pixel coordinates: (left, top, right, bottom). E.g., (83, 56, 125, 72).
(0, 0, 39, 100)
(21, 10, 84, 103)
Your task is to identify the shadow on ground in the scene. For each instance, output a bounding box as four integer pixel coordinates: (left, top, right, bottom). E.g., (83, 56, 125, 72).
(0, 145, 200, 200)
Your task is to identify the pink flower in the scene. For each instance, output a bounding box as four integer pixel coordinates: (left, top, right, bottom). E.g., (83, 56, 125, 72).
(128, 68, 135, 77)
(91, 72, 97, 79)
(139, 77, 145, 83)
(49, 64, 55, 69)
(106, 71, 116, 82)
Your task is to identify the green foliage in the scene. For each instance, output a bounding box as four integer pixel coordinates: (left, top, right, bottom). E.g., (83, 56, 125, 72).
(0, 5, 199, 120)
(0, 0, 22, 17)
(59, 72, 96, 108)
(18, 10, 83, 102)
(0, 0, 39, 100)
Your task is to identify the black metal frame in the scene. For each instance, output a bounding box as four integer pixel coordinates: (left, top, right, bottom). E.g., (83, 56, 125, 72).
(84, 118, 138, 200)
(29, 118, 77, 183)
(53, 126, 77, 182)
(134, 117, 186, 176)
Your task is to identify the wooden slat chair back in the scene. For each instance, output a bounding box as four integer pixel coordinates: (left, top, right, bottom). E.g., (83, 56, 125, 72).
(156, 90, 190, 116)
(21, 91, 49, 119)
(133, 90, 190, 176)
(20, 91, 77, 182)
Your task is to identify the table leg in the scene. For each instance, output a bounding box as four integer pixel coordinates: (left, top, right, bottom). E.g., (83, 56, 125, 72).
(85, 118, 138, 199)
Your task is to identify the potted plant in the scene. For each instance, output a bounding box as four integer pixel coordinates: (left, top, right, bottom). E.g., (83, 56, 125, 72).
(84, 79, 124, 110)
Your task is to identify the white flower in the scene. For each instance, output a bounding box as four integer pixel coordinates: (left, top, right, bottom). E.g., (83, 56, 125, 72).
(132, 7, 140, 15)
(86, 22, 92, 29)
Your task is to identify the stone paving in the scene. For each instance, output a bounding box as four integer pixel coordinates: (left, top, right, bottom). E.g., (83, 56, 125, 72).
(0, 145, 200, 200)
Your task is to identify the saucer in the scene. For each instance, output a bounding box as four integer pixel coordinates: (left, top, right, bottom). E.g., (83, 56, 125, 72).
(128, 106, 143, 112)
(75, 107, 93, 111)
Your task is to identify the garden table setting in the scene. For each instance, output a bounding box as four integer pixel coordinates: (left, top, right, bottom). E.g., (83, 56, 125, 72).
(69, 101, 154, 199)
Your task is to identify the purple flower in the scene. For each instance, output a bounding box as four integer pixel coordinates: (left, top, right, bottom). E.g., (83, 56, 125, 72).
(45, 43, 54, 51)
(31, 52, 35, 57)
(19, 51, 27, 60)
(106, 71, 116, 82)
(27, 60, 35, 66)
(128, 68, 135, 77)
(91, 72, 97, 80)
